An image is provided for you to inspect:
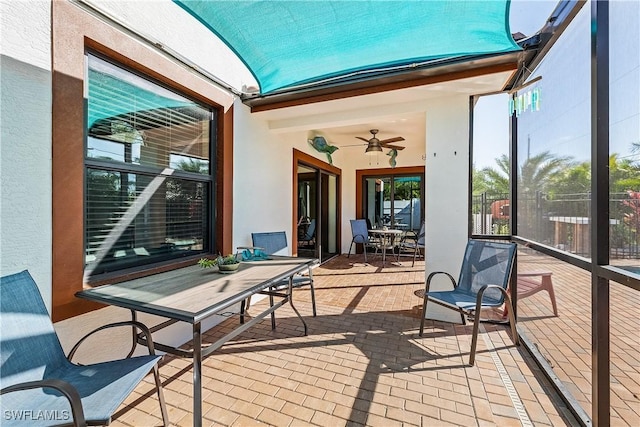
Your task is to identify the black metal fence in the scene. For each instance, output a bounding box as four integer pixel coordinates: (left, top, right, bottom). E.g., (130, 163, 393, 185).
(471, 191, 640, 259)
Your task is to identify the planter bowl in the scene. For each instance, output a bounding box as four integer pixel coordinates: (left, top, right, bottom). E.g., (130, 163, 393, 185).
(218, 263, 240, 273)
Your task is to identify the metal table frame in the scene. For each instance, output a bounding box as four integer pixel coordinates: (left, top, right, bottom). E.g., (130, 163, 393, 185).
(368, 228, 403, 266)
(76, 256, 318, 426)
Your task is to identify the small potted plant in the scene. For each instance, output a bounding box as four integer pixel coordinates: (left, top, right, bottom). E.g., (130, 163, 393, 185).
(198, 254, 240, 273)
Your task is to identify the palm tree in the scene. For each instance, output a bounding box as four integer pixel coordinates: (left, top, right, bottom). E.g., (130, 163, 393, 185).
(610, 153, 640, 193)
(478, 151, 571, 196)
(480, 154, 509, 195)
(477, 151, 572, 239)
(547, 161, 590, 196)
(519, 151, 572, 195)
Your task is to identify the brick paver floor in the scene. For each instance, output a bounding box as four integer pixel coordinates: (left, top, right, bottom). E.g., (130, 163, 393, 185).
(517, 250, 640, 427)
(109, 253, 586, 426)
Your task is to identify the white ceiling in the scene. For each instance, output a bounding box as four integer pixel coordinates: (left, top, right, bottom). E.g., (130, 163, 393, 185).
(254, 70, 514, 151)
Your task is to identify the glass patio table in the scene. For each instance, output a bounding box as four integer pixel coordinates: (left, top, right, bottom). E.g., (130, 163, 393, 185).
(76, 256, 318, 426)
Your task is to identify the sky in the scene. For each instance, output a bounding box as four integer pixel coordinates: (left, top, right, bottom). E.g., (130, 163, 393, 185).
(472, 0, 561, 170)
(509, 0, 559, 37)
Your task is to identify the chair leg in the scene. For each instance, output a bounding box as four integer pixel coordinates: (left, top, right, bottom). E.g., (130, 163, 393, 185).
(503, 293, 519, 347)
(469, 310, 481, 366)
(269, 290, 276, 330)
(240, 295, 253, 324)
(239, 299, 246, 324)
(459, 308, 467, 325)
(309, 281, 317, 317)
(152, 364, 169, 427)
(347, 241, 353, 258)
(543, 275, 558, 316)
(419, 293, 428, 336)
(468, 288, 520, 366)
(469, 287, 489, 366)
(412, 246, 418, 267)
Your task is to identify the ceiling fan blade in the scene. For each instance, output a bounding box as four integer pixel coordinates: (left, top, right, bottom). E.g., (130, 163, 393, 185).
(355, 136, 370, 143)
(379, 136, 405, 144)
(381, 144, 405, 150)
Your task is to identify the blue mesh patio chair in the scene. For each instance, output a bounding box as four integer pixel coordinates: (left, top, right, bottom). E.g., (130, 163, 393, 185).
(417, 240, 519, 366)
(0, 270, 168, 427)
(242, 231, 316, 324)
(347, 219, 380, 263)
(398, 222, 425, 266)
(298, 218, 316, 247)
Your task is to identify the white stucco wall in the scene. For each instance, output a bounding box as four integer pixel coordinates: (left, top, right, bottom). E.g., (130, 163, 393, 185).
(233, 101, 299, 251)
(0, 0, 53, 307)
(425, 96, 471, 323)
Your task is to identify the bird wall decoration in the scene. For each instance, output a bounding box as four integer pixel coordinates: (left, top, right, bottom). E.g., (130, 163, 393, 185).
(308, 136, 339, 165)
(387, 149, 398, 168)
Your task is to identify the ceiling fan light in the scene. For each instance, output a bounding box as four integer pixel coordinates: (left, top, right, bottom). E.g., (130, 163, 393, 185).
(365, 144, 383, 154)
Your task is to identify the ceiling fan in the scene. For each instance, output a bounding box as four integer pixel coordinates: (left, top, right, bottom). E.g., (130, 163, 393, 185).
(355, 129, 405, 154)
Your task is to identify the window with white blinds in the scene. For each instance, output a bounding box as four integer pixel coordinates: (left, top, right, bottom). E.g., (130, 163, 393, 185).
(85, 54, 214, 277)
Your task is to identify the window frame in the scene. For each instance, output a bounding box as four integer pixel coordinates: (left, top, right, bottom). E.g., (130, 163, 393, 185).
(83, 52, 217, 280)
(355, 166, 426, 234)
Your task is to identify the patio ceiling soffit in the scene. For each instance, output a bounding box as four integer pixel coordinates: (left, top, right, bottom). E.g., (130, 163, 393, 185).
(174, 0, 521, 100)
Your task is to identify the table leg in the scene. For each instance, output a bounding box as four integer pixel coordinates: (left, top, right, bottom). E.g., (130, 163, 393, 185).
(193, 322, 202, 426)
(381, 236, 387, 267)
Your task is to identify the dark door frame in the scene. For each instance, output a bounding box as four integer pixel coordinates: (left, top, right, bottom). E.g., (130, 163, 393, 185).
(292, 149, 342, 256)
(355, 166, 425, 221)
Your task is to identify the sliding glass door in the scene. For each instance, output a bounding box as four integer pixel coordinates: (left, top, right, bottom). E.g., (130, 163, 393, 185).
(363, 174, 424, 233)
(297, 163, 339, 262)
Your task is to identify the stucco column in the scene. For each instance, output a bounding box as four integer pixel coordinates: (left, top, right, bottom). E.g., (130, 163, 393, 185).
(424, 96, 470, 323)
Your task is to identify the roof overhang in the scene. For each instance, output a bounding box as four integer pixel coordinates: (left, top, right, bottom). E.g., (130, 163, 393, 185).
(244, 51, 521, 112)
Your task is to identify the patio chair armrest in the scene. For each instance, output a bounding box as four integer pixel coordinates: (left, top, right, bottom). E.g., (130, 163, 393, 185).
(425, 271, 457, 294)
(1, 379, 87, 427)
(67, 320, 158, 363)
(474, 284, 519, 347)
(473, 284, 510, 311)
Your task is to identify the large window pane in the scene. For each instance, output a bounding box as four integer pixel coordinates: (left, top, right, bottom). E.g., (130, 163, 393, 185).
(609, 0, 640, 270)
(393, 176, 422, 231)
(472, 93, 510, 235)
(516, 8, 591, 257)
(85, 54, 214, 278)
(85, 169, 209, 275)
(364, 175, 423, 232)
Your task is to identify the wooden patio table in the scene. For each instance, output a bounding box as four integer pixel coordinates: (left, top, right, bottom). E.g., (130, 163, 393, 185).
(76, 256, 318, 426)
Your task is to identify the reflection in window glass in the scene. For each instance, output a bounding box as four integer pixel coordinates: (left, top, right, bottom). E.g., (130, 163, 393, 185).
(609, 1, 640, 270)
(87, 54, 211, 174)
(85, 169, 208, 275)
(516, 8, 591, 257)
(472, 93, 510, 235)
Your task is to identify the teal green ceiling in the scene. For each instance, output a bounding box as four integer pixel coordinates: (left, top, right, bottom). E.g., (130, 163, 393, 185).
(174, 0, 520, 94)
